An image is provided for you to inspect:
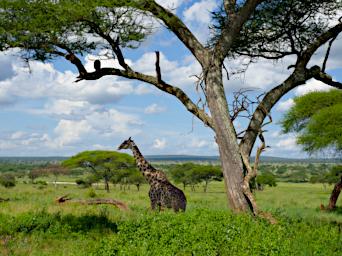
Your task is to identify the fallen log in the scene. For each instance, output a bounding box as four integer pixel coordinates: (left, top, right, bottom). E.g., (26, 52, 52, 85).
(56, 196, 129, 211)
(56, 194, 72, 203)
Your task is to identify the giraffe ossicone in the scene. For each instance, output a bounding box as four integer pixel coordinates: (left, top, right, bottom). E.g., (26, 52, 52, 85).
(117, 137, 187, 212)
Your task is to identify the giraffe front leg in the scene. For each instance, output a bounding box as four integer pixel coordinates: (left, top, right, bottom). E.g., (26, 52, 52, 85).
(149, 188, 158, 211)
(150, 199, 158, 211)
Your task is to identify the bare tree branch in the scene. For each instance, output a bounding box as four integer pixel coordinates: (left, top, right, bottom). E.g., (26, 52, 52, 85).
(214, 0, 265, 63)
(309, 66, 342, 89)
(322, 35, 337, 72)
(138, 1, 208, 64)
(224, 0, 236, 15)
(64, 53, 213, 129)
(240, 21, 342, 157)
(298, 21, 342, 69)
(155, 51, 162, 83)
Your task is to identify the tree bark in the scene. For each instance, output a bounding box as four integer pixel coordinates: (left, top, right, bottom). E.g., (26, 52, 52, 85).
(205, 64, 249, 212)
(104, 178, 110, 193)
(327, 177, 342, 210)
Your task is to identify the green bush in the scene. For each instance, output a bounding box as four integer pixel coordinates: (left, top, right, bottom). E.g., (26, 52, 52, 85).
(0, 209, 341, 255)
(0, 173, 16, 188)
(34, 180, 48, 185)
(87, 188, 97, 198)
(91, 209, 341, 256)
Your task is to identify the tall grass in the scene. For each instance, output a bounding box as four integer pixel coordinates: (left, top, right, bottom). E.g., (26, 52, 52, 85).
(0, 181, 341, 255)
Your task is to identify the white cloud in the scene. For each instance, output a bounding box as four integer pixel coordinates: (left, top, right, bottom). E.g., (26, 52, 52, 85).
(156, 0, 185, 11)
(183, 0, 216, 24)
(0, 52, 140, 106)
(182, 0, 217, 42)
(131, 52, 201, 89)
(53, 119, 92, 147)
(276, 137, 297, 149)
(153, 138, 167, 149)
(295, 78, 332, 96)
(10, 131, 27, 140)
(189, 139, 209, 148)
(276, 98, 294, 112)
(144, 103, 166, 114)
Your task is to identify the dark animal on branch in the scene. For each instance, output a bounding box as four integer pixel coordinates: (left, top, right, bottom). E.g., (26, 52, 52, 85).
(94, 60, 101, 72)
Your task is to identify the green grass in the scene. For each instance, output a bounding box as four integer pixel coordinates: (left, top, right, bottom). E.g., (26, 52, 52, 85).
(0, 181, 341, 255)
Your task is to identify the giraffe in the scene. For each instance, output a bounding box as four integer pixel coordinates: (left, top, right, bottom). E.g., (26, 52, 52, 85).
(117, 137, 186, 212)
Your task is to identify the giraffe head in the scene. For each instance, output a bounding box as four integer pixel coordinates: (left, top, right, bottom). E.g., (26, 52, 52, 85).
(117, 137, 134, 150)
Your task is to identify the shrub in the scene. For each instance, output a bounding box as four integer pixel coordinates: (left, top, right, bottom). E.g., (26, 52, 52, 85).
(34, 180, 48, 186)
(87, 188, 97, 198)
(0, 173, 16, 188)
(75, 179, 92, 188)
(90, 209, 342, 256)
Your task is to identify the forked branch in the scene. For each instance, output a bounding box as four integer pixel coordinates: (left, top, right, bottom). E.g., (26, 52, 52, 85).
(64, 51, 213, 128)
(241, 133, 276, 224)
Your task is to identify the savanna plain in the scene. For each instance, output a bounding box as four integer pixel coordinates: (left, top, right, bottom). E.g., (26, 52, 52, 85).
(0, 162, 341, 256)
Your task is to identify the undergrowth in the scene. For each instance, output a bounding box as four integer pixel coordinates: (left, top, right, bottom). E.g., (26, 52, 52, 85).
(1, 208, 340, 256)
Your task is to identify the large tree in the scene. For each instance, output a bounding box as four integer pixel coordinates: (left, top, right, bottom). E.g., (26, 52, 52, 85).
(0, 0, 341, 216)
(281, 90, 342, 210)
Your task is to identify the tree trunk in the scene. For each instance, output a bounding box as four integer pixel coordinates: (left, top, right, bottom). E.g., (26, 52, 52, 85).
(204, 180, 208, 193)
(327, 177, 342, 210)
(205, 64, 250, 213)
(104, 178, 110, 193)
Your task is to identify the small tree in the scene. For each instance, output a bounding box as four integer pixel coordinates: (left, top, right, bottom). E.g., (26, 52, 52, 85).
(126, 170, 146, 191)
(169, 163, 197, 190)
(282, 90, 342, 210)
(191, 165, 223, 193)
(40, 164, 68, 188)
(0, 173, 16, 188)
(28, 168, 46, 184)
(62, 150, 135, 193)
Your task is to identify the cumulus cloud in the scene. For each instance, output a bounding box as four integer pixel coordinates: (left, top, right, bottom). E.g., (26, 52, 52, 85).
(53, 119, 92, 147)
(0, 52, 142, 107)
(153, 138, 167, 149)
(182, 0, 217, 43)
(131, 51, 201, 89)
(275, 137, 298, 150)
(156, 0, 185, 11)
(144, 103, 166, 114)
(276, 98, 294, 112)
(295, 78, 332, 96)
(189, 139, 209, 148)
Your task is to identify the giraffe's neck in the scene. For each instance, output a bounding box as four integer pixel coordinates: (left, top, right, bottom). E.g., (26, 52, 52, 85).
(131, 144, 155, 174)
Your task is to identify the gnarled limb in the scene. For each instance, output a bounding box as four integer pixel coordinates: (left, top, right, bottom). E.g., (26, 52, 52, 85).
(56, 196, 129, 211)
(241, 133, 277, 224)
(215, 0, 265, 63)
(135, 1, 207, 64)
(64, 53, 213, 129)
(240, 21, 342, 156)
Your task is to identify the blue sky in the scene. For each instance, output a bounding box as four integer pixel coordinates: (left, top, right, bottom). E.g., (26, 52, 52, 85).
(0, 0, 341, 158)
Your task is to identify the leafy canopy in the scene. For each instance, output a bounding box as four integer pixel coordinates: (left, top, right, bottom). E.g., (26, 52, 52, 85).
(0, 0, 152, 61)
(62, 150, 135, 170)
(211, 0, 341, 60)
(281, 90, 342, 153)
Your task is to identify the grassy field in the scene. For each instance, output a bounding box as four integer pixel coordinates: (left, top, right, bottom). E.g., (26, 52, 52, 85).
(0, 181, 341, 255)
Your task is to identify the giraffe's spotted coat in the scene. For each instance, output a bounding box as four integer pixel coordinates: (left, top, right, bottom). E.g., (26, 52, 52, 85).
(118, 137, 186, 212)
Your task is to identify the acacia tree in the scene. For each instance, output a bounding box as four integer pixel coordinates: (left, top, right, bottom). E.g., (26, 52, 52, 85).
(62, 150, 135, 192)
(281, 90, 342, 210)
(0, 0, 341, 216)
